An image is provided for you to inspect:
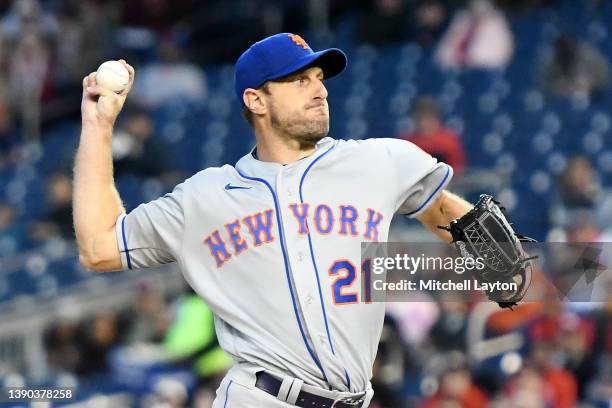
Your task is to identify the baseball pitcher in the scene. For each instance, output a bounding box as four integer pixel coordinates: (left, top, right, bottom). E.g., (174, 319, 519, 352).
(74, 33, 532, 407)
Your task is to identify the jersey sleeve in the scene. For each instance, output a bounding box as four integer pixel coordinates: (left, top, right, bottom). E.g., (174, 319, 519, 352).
(381, 138, 454, 218)
(114, 183, 185, 270)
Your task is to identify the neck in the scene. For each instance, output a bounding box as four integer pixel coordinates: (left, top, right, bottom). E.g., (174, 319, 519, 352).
(253, 128, 318, 164)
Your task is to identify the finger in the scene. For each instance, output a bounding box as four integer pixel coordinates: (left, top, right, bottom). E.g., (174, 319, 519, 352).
(117, 60, 135, 96)
(117, 59, 134, 77)
(86, 84, 116, 98)
(123, 60, 134, 73)
(83, 73, 96, 89)
(125, 63, 135, 77)
(82, 73, 98, 99)
(87, 72, 97, 88)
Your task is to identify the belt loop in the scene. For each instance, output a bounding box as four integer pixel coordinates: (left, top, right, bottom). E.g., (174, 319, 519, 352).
(277, 377, 293, 402)
(286, 378, 304, 405)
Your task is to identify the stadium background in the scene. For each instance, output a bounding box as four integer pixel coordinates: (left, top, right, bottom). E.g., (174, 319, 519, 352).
(0, 0, 611, 406)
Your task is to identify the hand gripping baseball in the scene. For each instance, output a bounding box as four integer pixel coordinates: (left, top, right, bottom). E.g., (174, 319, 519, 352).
(81, 59, 135, 128)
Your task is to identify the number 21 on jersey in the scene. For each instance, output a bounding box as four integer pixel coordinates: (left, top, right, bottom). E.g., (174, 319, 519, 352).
(328, 259, 372, 304)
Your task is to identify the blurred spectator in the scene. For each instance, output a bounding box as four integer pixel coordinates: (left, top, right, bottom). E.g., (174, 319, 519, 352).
(0, 0, 59, 42)
(428, 301, 469, 351)
(0, 202, 17, 234)
(558, 156, 601, 210)
(539, 34, 610, 98)
(187, 0, 267, 64)
(550, 155, 602, 228)
(529, 302, 564, 342)
(558, 313, 598, 400)
(400, 96, 467, 174)
(526, 341, 578, 408)
(29, 171, 73, 241)
(495, 366, 548, 407)
(0, 104, 17, 169)
(0, 65, 16, 164)
(586, 359, 612, 407)
(162, 288, 232, 388)
(44, 320, 81, 374)
(124, 282, 169, 344)
(112, 109, 176, 181)
(120, 0, 192, 34)
(184, 0, 309, 64)
(584, 301, 612, 404)
(0, 201, 27, 255)
(488, 302, 545, 333)
(370, 317, 408, 407)
(54, 2, 87, 88)
(420, 352, 489, 408)
(385, 298, 439, 346)
(144, 377, 189, 408)
(410, 0, 449, 47)
(435, 0, 514, 70)
(565, 214, 602, 243)
(76, 311, 121, 376)
(359, 0, 450, 47)
(8, 29, 50, 141)
(358, 0, 411, 45)
(496, 0, 555, 12)
(131, 40, 207, 108)
(45, 0, 109, 124)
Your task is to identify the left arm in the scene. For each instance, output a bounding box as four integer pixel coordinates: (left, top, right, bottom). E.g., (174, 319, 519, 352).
(416, 190, 472, 243)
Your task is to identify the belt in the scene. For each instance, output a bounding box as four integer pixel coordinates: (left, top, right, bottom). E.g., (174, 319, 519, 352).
(255, 371, 366, 408)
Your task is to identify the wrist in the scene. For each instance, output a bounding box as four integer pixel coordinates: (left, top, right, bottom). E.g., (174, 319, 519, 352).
(81, 120, 114, 136)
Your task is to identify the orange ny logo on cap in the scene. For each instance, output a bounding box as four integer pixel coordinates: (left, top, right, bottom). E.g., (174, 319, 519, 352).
(288, 34, 310, 50)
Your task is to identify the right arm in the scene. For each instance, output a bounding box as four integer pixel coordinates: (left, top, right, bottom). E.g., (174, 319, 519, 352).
(73, 60, 135, 271)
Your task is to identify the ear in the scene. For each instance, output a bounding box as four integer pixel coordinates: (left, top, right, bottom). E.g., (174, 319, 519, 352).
(243, 88, 267, 116)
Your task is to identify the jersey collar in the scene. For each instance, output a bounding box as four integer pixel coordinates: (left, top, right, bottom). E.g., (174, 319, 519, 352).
(235, 137, 335, 178)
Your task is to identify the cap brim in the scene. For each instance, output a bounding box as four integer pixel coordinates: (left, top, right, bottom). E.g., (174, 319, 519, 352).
(267, 48, 347, 83)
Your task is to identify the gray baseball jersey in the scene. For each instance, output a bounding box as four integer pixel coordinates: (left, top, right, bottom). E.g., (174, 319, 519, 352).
(115, 137, 452, 393)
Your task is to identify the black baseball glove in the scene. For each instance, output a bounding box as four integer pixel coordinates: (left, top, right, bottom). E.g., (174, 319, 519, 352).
(439, 194, 537, 308)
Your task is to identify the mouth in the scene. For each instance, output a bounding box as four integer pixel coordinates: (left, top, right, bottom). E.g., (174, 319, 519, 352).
(308, 104, 328, 113)
(307, 101, 327, 109)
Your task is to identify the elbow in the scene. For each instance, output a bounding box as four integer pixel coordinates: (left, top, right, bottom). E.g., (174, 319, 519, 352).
(76, 239, 101, 271)
(78, 253, 104, 272)
(76, 230, 123, 272)
(78, 252, 115, 272)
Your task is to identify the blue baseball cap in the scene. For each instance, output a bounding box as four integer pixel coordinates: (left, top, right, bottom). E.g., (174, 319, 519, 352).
(235, 33, 347, 105)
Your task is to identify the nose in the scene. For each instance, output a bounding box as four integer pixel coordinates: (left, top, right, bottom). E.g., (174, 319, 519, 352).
(313, 78, 328, 100)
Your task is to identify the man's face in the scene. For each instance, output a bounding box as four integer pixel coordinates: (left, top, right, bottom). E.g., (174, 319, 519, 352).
(264, 66, 329, 149)
(415, 112, 440, 135)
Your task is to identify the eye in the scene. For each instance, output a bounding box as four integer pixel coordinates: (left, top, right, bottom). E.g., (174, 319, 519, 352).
(296, 77, 308, 85)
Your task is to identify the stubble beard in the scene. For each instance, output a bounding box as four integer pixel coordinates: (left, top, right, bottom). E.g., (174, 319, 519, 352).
(269, 104, 329, 150)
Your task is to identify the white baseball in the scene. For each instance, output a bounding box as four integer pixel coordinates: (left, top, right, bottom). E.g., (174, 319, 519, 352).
(96, 60, 130, 93)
